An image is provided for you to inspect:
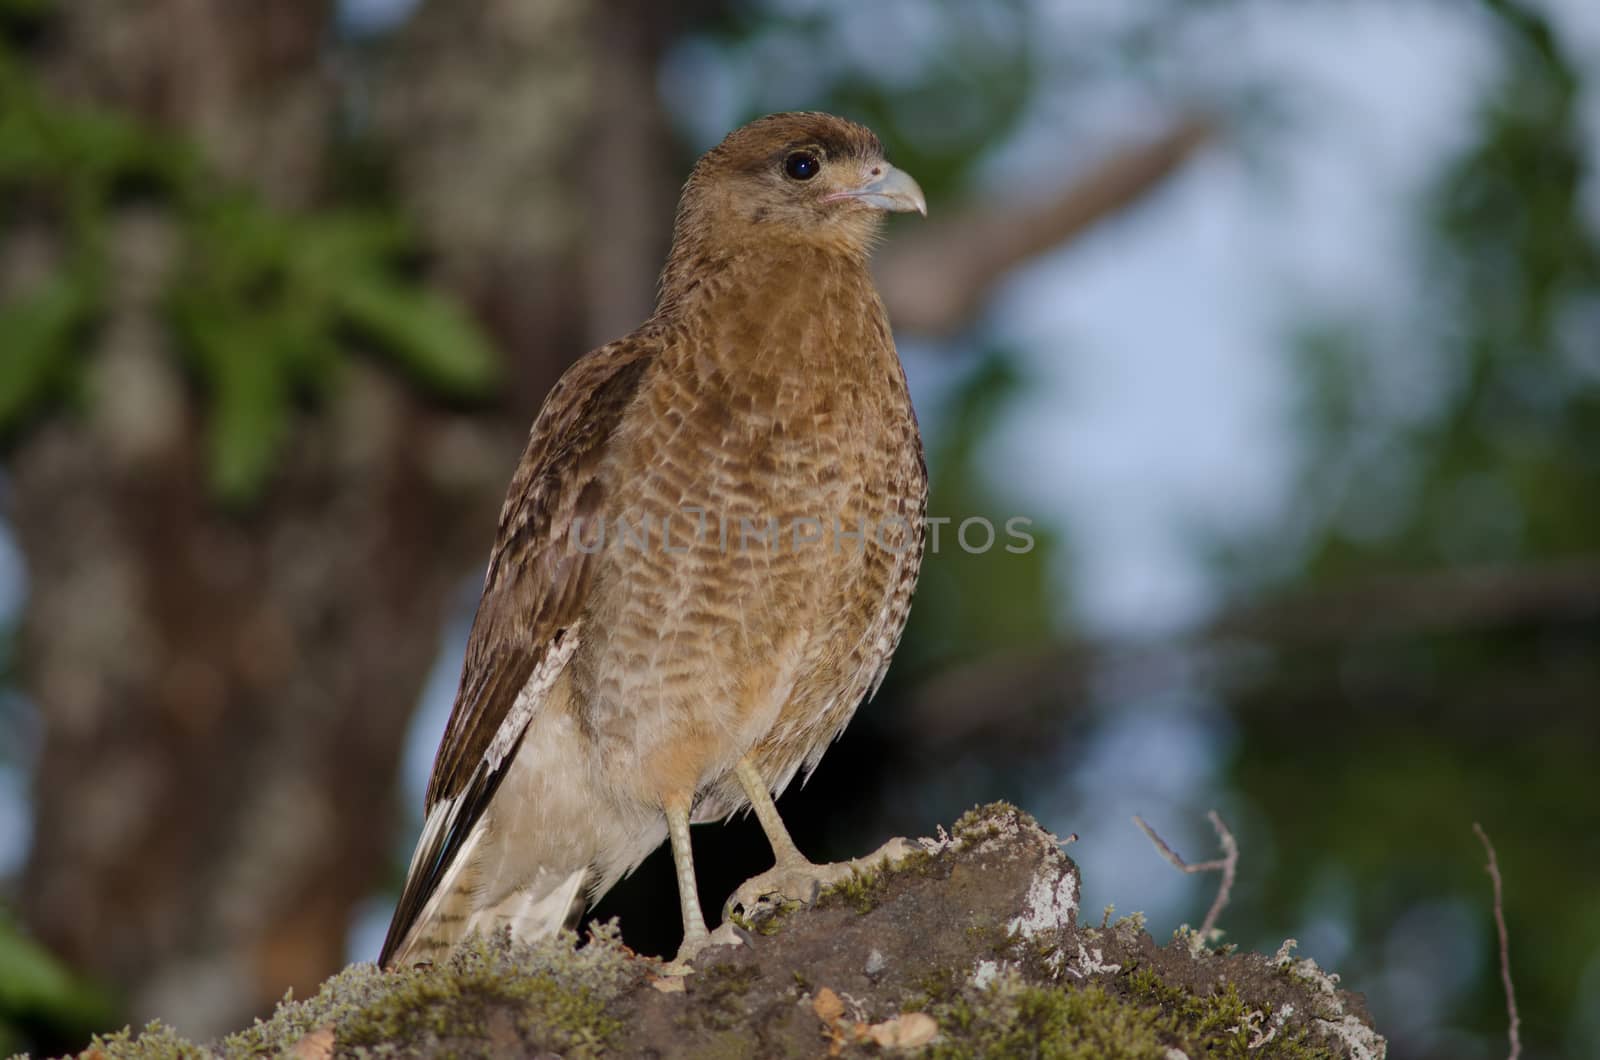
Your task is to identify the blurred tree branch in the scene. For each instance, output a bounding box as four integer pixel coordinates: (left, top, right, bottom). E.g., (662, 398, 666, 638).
(891, 556, 1600, 756)
(877, 116, 1214, 336)
(1212, 559, 1600, 642)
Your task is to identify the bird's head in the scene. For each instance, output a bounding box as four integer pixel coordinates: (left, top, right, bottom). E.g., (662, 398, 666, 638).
(667, 112, 926, 268)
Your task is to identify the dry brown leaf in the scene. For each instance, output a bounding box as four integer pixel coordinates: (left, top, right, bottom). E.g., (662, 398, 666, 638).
(289, 1025, 335, 1060)
(812, 986, 846, 1023)
(866, 1012, 939, 1049)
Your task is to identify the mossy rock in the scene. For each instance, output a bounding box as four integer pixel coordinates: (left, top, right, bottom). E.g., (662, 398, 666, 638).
(77, 804, 1386, 1059)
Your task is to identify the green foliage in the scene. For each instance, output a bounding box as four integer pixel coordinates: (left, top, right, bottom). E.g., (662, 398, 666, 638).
(0, 0, 53, 21)
(905, 350, 1066, 672)
(0, 269, 92, 434)
(0, 27, 498, 503)
(1218, 1, 1600, 1055)
(0, 910, 114, 1057)
(689, 0, 1037, 205)
(169, 203, 495, 500)
(1278, 1, 1600, 582)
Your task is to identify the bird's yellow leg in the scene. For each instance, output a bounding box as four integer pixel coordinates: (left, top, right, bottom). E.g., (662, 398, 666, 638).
(733, 755, 810, 868)
(664, 797, 711, 967)
(724, 755, 918, 921)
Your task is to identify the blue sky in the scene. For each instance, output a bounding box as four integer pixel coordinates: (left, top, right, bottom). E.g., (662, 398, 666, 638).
(961, 0, 1504, 633)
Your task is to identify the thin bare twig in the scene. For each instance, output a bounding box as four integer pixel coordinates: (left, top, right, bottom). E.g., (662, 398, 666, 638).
(1473, 823, 1522, 1060)
(1134, 810, 1238, 944)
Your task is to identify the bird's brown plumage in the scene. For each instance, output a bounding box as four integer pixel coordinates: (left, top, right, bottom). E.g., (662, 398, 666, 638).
(382, 112, 928, 969)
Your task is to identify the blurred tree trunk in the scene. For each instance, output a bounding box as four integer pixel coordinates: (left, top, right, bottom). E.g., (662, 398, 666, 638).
(5, 0, 1207, 1040)
(8, 0, 686, 1037)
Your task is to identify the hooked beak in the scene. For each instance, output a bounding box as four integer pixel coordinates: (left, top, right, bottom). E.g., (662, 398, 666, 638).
(826, 162, 928, 216)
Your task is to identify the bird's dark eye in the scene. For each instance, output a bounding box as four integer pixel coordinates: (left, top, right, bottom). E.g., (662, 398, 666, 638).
(783, 151, 820, 181)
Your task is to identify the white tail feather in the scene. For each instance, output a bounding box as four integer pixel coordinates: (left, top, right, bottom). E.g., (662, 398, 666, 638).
(384, 799, 486, 967)
(466, 866, 587, 942)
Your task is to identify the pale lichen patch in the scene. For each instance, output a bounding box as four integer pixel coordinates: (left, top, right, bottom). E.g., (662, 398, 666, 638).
(1070, 943, 1122, 977)
(1314, 1014, 1388, 1060)
(1006, 862, 1078, 940)
(1275, 939, 1341, 998)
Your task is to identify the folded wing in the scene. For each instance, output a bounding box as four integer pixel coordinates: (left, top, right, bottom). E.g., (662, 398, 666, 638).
(379, 342, 655, 967)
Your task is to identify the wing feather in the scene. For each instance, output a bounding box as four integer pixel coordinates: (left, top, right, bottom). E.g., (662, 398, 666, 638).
(380, 341, 655, 966)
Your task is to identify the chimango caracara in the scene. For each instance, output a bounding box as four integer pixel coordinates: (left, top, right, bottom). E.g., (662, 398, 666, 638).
(381, 112, 928, 969)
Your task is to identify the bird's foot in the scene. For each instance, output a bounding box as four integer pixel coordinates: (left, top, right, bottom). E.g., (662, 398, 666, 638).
(660, 921, 746, 976)
(722, 836, 920, 923)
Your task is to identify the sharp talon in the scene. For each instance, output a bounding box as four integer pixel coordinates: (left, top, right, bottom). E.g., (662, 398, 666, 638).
(667, 919, 745, 972)
(724, 920, 758, 948)
(707, 921, 747, 950)
(722, 858, 856, 922)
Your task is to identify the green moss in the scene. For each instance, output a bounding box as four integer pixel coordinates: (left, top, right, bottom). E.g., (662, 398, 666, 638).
(688, 963, 761, 1032)
(333, 966, 616, 1053)
(1121, 965, 1164, 998)
(675, 1031, 770, 1060)
(928, 981, 1181, 1060)
(951, 802, 1024, 845)
(905, 965, 965, 1014)
(912, 952, 1357, 1060)
(1122, 962, 1340, 1060)
(82, 1022, 209, 1060)
(814, 847, 934, 916)
(83, 929, 635, 1059)
(66, 817, 1377, 1060)
(815, 865, 886, 915)
(729, 897, 801, 936)
(1112, 912, 1147, 936)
